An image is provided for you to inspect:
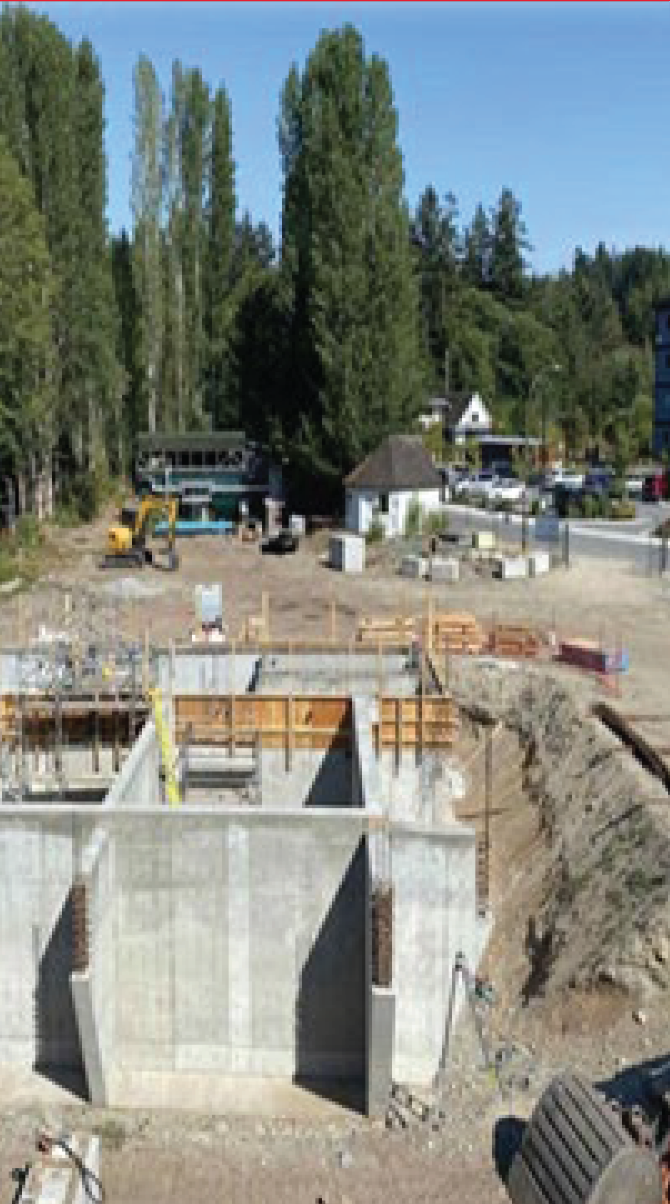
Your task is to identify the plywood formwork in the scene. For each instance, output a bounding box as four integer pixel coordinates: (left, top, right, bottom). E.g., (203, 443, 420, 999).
(374, 697, 459, 753)
(0, 693, 148, 749)
(174, 694, 353, 751)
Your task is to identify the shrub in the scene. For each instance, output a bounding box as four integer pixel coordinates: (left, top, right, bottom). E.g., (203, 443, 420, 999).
(425, 509, 448, 536)
(59, 466, 112, 523)
(15, 514, 43, 549)
(530, 498, 541, 517)
(581, 493, 598, 520)
(611, 500, 636, 521)
(366, 518, 384, 545)
(404, 495, 423, 539)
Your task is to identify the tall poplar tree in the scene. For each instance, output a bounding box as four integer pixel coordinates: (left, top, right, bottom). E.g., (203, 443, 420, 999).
(279, 26, 424, 499)
(131, 55, 163, 433)
(204, 85, 236, 426)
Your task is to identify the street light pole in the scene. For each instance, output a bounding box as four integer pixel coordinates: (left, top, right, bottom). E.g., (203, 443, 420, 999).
(527, 361, 562, 474)
(522, 361, 561, 554)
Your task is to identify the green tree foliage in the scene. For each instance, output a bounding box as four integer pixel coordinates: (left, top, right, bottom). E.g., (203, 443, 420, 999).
(132, 55, 163, 434)
(490, 187, 529, 301)
(0, 7, 123, 515)
(0, 7, 667, 531)
(205, 86, 236, 427)
(279, 26, 425, 504)
(111, 230, 144, 470)
(0, 135, 54, 485)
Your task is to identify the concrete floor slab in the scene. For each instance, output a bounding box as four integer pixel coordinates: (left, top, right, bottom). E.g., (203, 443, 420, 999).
(107, 1070, 363, 1117)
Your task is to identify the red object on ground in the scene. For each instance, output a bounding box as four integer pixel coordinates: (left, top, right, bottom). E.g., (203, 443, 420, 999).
(558, 638, 628, 675)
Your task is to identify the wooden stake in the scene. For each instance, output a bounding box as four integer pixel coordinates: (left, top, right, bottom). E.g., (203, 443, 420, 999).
(262, 591, 270, 645)
(231, 639, 236, 757)
(286, 693, 293, 771)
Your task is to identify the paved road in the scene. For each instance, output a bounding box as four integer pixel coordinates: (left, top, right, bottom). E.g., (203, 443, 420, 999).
(444, 503, 670, 573)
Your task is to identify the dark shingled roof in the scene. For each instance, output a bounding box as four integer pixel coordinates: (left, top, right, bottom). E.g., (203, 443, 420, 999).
(345, 435, 441, 492)
(429, 391, 475, 426)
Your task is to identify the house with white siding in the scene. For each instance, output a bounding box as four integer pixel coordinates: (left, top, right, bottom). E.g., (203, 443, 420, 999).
(344, 434, 442, 539)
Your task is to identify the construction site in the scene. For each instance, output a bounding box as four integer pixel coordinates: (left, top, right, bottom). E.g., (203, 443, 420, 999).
(1, 518, 670, 1204)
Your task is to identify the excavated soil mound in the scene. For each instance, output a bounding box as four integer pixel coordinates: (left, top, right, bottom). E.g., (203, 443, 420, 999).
(453, 659, 670, 1003)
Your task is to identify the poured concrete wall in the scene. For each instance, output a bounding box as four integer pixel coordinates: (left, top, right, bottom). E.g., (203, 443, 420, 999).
(392, 823, 481, 1084)
(0, 817, 89, 1071)
(378, 751, 465, 826)
(257, 651, 416, 698)
(113, 811, 367, 1079)
(260, 746, 356, 808)
(157, 649, 258, 696)
(83, 825, 116, 1089)
(104, 721, 160, 808)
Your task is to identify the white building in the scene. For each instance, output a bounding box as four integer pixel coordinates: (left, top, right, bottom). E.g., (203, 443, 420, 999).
(345, 434, 442, 538)
(419, 392, 492, 444)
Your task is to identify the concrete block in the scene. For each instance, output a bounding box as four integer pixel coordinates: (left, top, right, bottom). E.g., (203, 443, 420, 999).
(400, 555, 426, 580)
(472, 530, 496, 551)
(430, 556, 459, 583)
(367, 986, 395, 1117)
(494, 556, 528, 580)
(330, 533, 365, 573)
(528, 550, 550, 576)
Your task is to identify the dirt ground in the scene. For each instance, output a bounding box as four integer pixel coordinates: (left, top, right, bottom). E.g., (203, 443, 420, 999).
(1, 513, 670, 1203)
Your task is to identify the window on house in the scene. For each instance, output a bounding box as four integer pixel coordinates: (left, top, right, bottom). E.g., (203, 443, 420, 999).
(471, 411, 480, 424)
(378, 493, 389, 514)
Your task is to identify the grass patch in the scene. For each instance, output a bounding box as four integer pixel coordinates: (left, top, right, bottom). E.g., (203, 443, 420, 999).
(96, 1117, 127, 1151)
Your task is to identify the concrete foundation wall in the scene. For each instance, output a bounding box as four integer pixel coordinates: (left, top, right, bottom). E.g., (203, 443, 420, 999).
(82, 826, 116, 1095)
(114, 812, 367, 1079)
(157, 650, 259, 696)
(104, 721, 160, 808)
(391, 824, 480, 1084)
(257, 651, 416, 698)
(260, 746, 356, 808)
(0, 817, 89, 1070)
(378, 750, 465, 826)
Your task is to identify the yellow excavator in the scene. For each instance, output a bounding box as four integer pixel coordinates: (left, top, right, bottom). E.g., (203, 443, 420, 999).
(103, 494, 179, 571)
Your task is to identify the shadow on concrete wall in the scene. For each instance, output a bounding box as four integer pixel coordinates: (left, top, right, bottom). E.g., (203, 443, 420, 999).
(294, 838, 366, 1111)
(34, 890, 87, 1099)
(305, 712, 356, 808)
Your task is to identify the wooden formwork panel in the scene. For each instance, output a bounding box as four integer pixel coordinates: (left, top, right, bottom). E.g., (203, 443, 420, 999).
(375, 697, 458, 749)
(174, 694, 352, 750)
(0, 694, 146, 747)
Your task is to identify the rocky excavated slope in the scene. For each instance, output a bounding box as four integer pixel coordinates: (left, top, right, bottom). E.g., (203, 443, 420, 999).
(452, 659, 670, 1001)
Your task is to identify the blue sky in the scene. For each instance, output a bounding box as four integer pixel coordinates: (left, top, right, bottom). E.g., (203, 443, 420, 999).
(27, 2, 670, 273)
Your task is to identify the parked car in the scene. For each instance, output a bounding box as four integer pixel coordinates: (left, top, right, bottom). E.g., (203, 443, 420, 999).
(553, 471, 584, 491)
(582, 469, 613, 498)
(490, 478, 525, 504)
(625, 475, 645, 499)
(642, 471, 669, 502)
(466, 472, 497, 501)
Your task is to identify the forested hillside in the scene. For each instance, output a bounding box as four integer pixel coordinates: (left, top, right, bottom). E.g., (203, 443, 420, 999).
(0, 8, 667, 519)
